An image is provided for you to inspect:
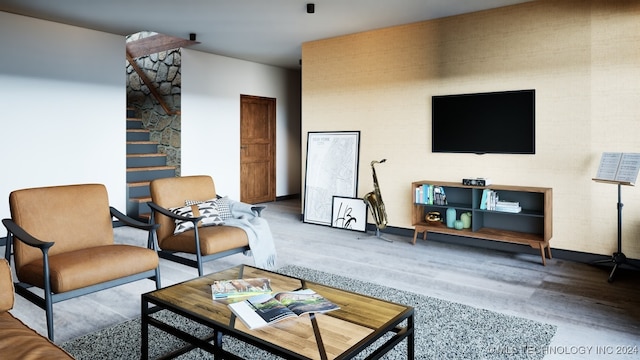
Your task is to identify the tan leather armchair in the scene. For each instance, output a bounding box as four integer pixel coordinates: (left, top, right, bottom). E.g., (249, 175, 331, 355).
(148, 175, 264, 276)
(0, 259, 73, 359)
(2, 183, 161, 341)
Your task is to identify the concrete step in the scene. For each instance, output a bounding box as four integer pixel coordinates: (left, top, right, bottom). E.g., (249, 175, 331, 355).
(127, 153, 167, 167)
(126, 118, 144, 129)
(126, 129, 150, 141)
(127, 141, 158, 154)
(126, 166, 175, 182)
(127, 181, 151, 198)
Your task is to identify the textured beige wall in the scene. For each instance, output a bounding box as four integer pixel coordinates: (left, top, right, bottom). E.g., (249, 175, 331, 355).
(301, 0, 640, 257)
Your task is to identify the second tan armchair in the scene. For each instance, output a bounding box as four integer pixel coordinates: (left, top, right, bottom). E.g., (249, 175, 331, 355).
(148, 175, 265, 276)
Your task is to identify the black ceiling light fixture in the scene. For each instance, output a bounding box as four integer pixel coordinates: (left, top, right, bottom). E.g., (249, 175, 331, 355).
(307, 3, 315, 14)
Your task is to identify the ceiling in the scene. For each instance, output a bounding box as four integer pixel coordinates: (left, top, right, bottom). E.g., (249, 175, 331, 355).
(0, 0, 533, 70)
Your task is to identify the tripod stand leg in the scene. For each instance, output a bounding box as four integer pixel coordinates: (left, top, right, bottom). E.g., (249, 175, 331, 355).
(358, 228, 393, 242)
(374, 228, 393, 243)
(608, 263, 619, 283)
(593, 251, 640, 283)
(592, 183, 629, 283)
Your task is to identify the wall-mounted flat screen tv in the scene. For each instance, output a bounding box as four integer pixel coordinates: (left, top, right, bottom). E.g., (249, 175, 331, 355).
(432, 89, 535, 154)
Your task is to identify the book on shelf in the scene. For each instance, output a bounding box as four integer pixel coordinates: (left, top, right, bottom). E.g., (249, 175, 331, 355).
(496, 200, 520, 207)
(228, 289, 340, 329)
(480, 189, 499, 210)
(495, 201, 522, 213)
(415, 184, 433, 204)
(433, 186, 447, 205)
(211, 278, 272, 299)
(495, 206, 522, 213)
(480, 189, 488, 210)
(415, 184, 447, 205)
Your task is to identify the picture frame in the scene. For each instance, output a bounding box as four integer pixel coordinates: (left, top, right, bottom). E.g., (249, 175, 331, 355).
(303, 131, 360, 226)
(331, 196, 367, 232)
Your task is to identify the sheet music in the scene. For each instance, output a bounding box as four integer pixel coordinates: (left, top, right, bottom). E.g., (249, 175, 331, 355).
(595, 152, 622, 180)
(616, 153, 640, 184)
(594, 152, 640, 185)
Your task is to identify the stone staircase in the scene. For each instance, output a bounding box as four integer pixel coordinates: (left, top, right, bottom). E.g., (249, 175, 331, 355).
(126, 108, 176, 220)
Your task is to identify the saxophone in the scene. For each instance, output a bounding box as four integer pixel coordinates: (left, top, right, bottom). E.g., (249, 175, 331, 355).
(363, 159, 388, 230)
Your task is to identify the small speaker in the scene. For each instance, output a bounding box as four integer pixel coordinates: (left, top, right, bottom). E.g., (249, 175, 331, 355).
(462, 178, 492, 186)
(189, 33, 196, 41)
(307, 3, 315, 14)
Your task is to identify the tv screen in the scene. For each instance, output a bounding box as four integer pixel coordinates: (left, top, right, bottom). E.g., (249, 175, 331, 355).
(432, 89, 535, 154)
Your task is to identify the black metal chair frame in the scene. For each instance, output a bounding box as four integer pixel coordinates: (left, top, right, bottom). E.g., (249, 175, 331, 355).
(2, 207, 161, 341)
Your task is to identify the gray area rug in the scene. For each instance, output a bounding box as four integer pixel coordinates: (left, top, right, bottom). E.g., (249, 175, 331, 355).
(61, 265, 556, 359)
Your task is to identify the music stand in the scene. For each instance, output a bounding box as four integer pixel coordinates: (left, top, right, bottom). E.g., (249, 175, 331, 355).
(592, 152, 640, 283)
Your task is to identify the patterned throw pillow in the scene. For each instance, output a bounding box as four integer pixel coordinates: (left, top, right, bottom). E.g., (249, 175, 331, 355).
(212, 196, 233, 220)
(185, 197, 233, 220)
(170, 202, 224, 235)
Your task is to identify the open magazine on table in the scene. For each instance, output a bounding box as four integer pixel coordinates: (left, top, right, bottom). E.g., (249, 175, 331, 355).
(211, 278, 272, 299)
(228, 289, 339, 329)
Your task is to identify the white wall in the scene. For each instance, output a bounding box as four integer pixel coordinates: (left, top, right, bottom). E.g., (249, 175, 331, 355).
(0, 12, 125, 237)
(181, 49, 301, 199)
(0, 12, 302, 238)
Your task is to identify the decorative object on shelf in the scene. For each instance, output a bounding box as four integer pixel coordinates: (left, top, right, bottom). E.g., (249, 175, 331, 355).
(426, 211, 441, 222)
(446, 208, 456, 228)
(454, 220, 464, 230)
(462, 178, 492, 186)
(461, 212, 472, 229)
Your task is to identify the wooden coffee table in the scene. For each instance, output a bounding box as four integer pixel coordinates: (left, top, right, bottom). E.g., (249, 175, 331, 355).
(141, 265, 414, 359)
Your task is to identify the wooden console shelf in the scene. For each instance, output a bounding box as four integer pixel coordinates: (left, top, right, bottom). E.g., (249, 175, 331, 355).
(411, 181, 552, 265)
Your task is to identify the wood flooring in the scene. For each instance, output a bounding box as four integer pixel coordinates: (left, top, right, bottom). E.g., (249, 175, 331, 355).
(4, 199, 640, 359)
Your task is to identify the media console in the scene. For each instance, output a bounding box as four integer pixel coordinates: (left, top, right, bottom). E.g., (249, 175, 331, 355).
(411, 181, 552, 265)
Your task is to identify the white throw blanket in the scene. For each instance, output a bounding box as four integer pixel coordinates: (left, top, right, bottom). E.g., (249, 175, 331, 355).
(224, 200, 277, 270)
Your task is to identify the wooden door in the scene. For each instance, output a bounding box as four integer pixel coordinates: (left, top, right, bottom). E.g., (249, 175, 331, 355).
(240, 95, 276, 204)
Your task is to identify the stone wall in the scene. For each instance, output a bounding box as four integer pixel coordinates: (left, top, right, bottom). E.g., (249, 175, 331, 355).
(126, 34, 181, 176)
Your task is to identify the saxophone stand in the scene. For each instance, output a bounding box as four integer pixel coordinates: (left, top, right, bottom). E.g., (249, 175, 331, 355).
(359, 158, 392, 242)
(358, 226, 393, 243)
(592, 181, 640, 282)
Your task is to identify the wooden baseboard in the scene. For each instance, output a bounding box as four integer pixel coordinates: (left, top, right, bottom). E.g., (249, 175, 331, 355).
(276, 194, 301, 201)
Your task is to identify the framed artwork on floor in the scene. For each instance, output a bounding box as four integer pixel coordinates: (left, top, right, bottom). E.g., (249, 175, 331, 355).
(331, 196, 367, 232)
(303, 131, 360, 226)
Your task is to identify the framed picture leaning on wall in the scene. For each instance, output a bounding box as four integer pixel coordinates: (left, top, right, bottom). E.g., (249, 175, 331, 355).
(303, 131, 360, 226)
(331, 196, 367, 232)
